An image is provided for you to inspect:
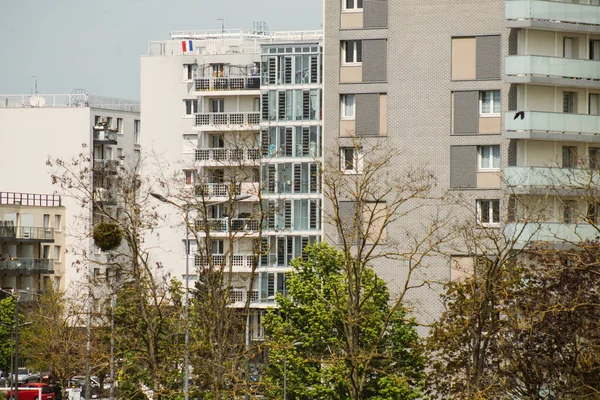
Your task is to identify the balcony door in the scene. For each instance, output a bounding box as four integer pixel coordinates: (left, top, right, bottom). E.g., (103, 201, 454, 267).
(210, 99, 224, 113)
(21, 213, 34, 239)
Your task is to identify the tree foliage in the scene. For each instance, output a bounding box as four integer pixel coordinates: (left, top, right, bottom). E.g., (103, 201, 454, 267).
(0, 297, 16, 374)
(262, 243, 425, 400)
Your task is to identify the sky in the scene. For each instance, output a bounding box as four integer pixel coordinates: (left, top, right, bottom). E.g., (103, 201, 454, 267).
(0, 0, 323, 100)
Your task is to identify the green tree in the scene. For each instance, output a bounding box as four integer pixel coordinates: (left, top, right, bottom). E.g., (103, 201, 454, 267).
(262, 243, 425, 400)
(0, 296, 16, 374)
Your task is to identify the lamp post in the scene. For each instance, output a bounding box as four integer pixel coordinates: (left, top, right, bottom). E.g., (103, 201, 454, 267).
(0, 288, 20, 400)
(150, 192, 252, 400)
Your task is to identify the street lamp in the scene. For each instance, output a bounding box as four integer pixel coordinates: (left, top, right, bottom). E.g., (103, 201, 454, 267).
(0, 288, 20, 400)
(150, 191, 251, 400)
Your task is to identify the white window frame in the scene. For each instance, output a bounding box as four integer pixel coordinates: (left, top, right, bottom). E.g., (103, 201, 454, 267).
(184, 99, 198, 117)
(340, 146, 364, 174)
(116, 118, 123, 135)
(479, 90, 501, 116)
(341, 94, 356, 120)
(134, 120, 140, 144)
(477, 145, 500, 170)
(183, 64, 196, 81)
(342, 0, 363, 12)
(476, 199, 500, 226)
(341, 41, 362, 65)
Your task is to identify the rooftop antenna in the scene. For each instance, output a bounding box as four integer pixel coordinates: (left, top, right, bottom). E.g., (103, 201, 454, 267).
(30, 76, 38, 95)
(218, 17, 225, 34)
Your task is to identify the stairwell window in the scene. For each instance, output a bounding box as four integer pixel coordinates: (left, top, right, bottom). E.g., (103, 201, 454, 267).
(340, 146, 363, 174)
(477, 145, 500, 170)
(343, 0, 363, 11)
(476, 199, 500, 226)
(480, 91, 500, 115)
(342, 41, 362, 65)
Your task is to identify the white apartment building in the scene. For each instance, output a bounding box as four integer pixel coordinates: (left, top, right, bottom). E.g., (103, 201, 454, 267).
(0, 92, 140, 290)
(141, 29, 322, 338)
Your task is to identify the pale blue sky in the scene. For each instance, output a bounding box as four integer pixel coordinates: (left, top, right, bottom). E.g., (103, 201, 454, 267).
(0, 0, 322, 100)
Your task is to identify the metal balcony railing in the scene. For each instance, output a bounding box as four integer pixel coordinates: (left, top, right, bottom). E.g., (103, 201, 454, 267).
(194, 148, 261, 162)
(0, 258, 54, 274)
(195, 218, 260, 233)
(194, 112, 261, 127)
(0, 226, 54, 241)
(195, 76, 261, 91)
(194, 253, 258, 269)
(0, 192, 62, 207)
(93, 159, 120, 172)
(93, 130, 118, 142)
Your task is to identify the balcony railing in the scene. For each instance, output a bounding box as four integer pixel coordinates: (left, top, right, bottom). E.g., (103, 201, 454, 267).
(506, 0, 600, 27)
(0, 258, 54, 274)
(93, 159, 120, 172)
(195, 218, 260, 233)
(504, 166, 600, 188)
(0, 226, 54, 241)
(0, 192, 62, 207)
(505, 55, 600, 82)
(195, 76, 261, 91)
(194, 182, 259, 198)
(504, 111, 600, 140)
(194, 148, 261, 162)
(195, 253, 258, 270)
(194, 112, 261, 127)
(506, 222, 600, 244)
(93, 130, 118, 142)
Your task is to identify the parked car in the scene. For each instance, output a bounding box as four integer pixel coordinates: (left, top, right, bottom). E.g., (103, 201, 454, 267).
(5, 382, 56, 400)
(15, 368, 40, 383)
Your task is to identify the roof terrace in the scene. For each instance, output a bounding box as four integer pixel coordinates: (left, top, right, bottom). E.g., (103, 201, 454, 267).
(0, 92, 139, 112)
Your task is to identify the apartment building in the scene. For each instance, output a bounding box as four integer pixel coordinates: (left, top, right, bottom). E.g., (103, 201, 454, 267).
(0, 192, 66, 297)
(0, 92, 140, 289)
(141, 29, 322, 339)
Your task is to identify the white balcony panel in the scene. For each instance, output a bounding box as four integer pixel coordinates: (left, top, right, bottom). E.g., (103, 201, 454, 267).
(505, 55, 600, 88)
(506, 0, 600, 32)
(506, 222, 600, 246)
(504, 111, 600, 142)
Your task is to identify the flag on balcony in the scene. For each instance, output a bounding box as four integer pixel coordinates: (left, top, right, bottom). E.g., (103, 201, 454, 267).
(181, 40, 194, 53)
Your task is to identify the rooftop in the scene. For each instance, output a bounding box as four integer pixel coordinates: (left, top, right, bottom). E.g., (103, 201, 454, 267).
(0, 92, 140, 112)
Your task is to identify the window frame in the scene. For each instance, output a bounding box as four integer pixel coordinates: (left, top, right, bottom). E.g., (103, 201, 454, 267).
(341, 94, 356, 120)
(183, 64, 196, 81)
(340, 146, 364, 174)
(341, 40, 362, 65)
(342, 0, 363, 12)
(479, 90, 501, 116)
(184, 99, 198, 117)
(477, 145, 501, 170)
(134, 120, 140, 144)
(116, 118, 123, 135)
(476, 199, 500, 226)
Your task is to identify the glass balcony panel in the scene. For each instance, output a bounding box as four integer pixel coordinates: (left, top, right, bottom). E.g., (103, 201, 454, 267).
(503, 166, 600, 187)
(506, 0, 600, 26)
(506, 222, 600, 243)
(506, 55, 600, 80)
(505, 111, 600, 135)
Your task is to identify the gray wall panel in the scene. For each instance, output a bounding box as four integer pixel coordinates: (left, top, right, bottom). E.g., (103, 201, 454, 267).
(476, 35, 501, 79)
(356, 93, 380, 136)
(363, 39, 387, 82)
(364, 0, 388, 29)
(453, 91, 479, 135)
(450, 146, 477, 188)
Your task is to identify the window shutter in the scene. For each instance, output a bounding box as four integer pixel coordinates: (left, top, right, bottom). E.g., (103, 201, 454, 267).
(285, 127, 293, 156)
(261, 93, 269, 120)
(302, 127, 310, 156)
(286, 237, 293, 265)
(310, 56, 318, 84)
(277, 237, 285, 266)
(261, 130, 270, 156)
(284, 57, 292, 84)
(268, 57, 277, 84)
(309, 200, 318, 229)
(309, 163, 318, 193)
(284, 201, 292, 228)
(268, 165, 276, 193)
(301, 237, 309, 261)
(278, 91, 286, 120)
(303, 91, 310, 120)
(294, 164, 302, 192)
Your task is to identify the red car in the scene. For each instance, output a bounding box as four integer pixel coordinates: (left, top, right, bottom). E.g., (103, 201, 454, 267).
(6, 382, 55, 400)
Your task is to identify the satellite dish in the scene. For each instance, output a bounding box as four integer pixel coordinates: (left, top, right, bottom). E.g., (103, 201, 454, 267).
(29, 96, 45, 107)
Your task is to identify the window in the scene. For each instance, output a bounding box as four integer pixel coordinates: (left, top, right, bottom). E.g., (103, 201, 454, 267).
(562, 146, 577, 168)
(183, 64, 196, 81)
(343, 0, 363, 10)
(587, 203, 600, 224)
(341, 94, 356, 119)
(342, 41, 362, 64)
(476, 199, 500, 226)
(116, 118, 123, 134)
(563, 200, 576, 223)
(184, 170, 194, 186)
(106, 117, 113, 128)
(590, 147, 600, 169)
(480, 91, 501, 115)
(478, 145, 500, 170)
(94, 115, 101, 126)
(340, 147, 363, 174)
(563, 92, 577, 113)
(42, 245, 50, 259)
(117, 148, 124, 165)
(43, 214, 50, 229)
(184, 100, 198, 116)
(54, 215, 62, 231)
(54, 246, 61, 262)
(210, 98, 224, 113)
(134, 120, 140, 144)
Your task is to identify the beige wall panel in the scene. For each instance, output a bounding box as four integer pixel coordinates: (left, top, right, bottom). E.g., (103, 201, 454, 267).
(527, 30, 556, 56)
(451, 37, 476, 80)
(450, 256, 474, 282)
(340, 66, 363, 83)
(525, 141, 557, 165)
(526, 86, 555, 111)
(340, 12, 363, 29)
(379, 94, 387, 135)
(477, 171, 502, 188)
(340, 119, 356, 136)
(478, 117, 501, 133)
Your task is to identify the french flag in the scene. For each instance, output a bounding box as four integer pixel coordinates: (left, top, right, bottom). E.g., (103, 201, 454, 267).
(181, 40, 194, 53)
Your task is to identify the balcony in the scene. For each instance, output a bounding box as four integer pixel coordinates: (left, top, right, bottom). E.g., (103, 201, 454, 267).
(0, 225, 54, 242)
(504, 111, 600, 142)
(195, 76, 261, 93)
(194, 148, 261, 166)
(195, 218, 261, 234)
(506, 222, 600, 246)
(0, 258, 54, 274)
(94, 188, 118, 205)
(93, 159, 120, 174)
(506, 0, 600, 33)
(194, 253, 258, 273)
(505, 55, 600, 88)
(504, 166, 600, 193)
(194, 112, 260, 130)
(194, 182, 259, 199)
(93, 129, 118, 144)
